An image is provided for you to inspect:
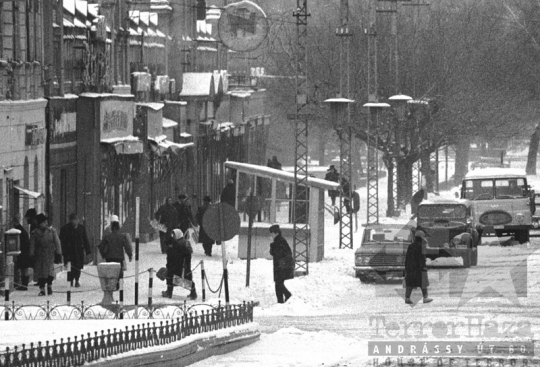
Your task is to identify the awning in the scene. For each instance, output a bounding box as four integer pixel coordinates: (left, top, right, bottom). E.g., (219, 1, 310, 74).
(179, 72, 214, 98)
(148, 136, 193, 156)
(101, 136, 144, 155)
(224, 161, 340, 191)
(14, 186, 43, 199)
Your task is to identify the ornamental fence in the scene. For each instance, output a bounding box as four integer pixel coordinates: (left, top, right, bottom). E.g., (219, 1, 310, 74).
(0, 301, 255, 367)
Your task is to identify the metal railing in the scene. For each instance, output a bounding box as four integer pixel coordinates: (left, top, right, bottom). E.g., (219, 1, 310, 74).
(0, 301, 255, 367)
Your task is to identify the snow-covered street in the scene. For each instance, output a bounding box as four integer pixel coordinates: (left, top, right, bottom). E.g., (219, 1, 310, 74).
(3, 172, 540, 366)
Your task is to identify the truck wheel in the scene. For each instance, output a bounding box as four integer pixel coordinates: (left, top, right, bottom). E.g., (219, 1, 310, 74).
(515, 230, 530, 244)
(462, 250, 472, 268)
(471, 248, 478, 266)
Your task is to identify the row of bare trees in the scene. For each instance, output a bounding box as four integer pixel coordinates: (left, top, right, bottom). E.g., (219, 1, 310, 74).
(258, 0, 540, 208)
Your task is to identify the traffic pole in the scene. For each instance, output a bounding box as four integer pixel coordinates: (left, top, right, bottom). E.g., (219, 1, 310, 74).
(4, 275, 9, 321)
(135, 197, 140, 319)
(218, 204, 230, 306)
(67, 261, 72, 305)
(246, 194, 254, 287)
(119, 274, 124, 320)
(201, 261, 206, 302)
(148, 268, 153, 307)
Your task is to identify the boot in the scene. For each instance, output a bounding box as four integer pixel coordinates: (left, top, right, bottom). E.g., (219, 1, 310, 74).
(423, 297, 433, 303)
(162, 286, 173, 298)
(189, 286, 197, 300)
(47, 286, 53, 296)
(405, 298, 413, 304)
(15, 276, 28, 291)
(38, 287, 46, 296)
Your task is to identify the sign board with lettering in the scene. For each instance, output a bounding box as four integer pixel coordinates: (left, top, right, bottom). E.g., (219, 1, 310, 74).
(100, 100, 134, 140)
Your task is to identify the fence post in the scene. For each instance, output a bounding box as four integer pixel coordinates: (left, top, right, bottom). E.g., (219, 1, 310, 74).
(135, 196, 140, 319)
(67, 261, 72, 305)
(4, 275, 9, 320)
(119, 274, 124, 320)
(200, 261, 206, 302)
(148, 268, 153, 307)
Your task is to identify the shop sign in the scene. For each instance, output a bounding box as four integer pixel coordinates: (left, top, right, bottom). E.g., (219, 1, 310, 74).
(25, 124, 46, 146)
(100, 100, 134, 140)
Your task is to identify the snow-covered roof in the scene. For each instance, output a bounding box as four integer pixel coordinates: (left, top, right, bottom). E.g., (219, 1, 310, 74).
(179, 73, 214, 98)
(162, 118, 178, 128)
(197, 46, 218, 52)
(80, 93, 134, 99)
(464, 168, 527, 179)
(229, 91, 251, 99)
(180, 132, 192, 138)
(224, 161, 340, 190)
(137, 102, 164, 111)
(101, 135, 139, 144)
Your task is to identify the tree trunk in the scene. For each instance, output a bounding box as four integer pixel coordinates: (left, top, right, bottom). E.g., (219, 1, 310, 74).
(397, 158, 413, 209)
(317, 127, 327, 167)
(526, 124, 540, 175)
(454, 137, 470, 185)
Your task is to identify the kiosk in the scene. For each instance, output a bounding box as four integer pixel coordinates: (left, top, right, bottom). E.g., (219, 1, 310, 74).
(224, 161, 339, 262)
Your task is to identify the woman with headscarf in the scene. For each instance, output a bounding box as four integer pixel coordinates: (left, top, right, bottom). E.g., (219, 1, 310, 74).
(161, 229, 197, 300)
(29, 214, 62, 296)
(404, 230, 433, 304)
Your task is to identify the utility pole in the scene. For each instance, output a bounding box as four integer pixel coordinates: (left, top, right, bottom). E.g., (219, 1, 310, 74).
(292, 1, 310, 276)
(336, 0, 353, 249)
(364, 0, 381, 225)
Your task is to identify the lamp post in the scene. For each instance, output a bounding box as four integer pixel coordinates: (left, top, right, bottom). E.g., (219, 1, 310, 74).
(325, 97, 355, 249)
(388, 94, 412, 214)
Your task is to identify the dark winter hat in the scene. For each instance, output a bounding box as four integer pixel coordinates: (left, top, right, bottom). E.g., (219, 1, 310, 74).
(203, 196, 212, 202)
(178, 194, 187, 200)
(25, 208, 37, 218)
(35, 213, 48, 225)
(327, 165, 335, 171)
(269, 224, 281, 234)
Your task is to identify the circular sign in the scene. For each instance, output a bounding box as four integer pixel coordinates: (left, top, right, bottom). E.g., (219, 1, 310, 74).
(244, 195, 264, 217)
(218, 0, 269, 52)
(203, 202, 241, 242)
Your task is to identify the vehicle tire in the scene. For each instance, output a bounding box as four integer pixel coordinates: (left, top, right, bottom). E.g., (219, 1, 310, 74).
(471, 248, 478, 266)
(516, 230, 530, 244)
(357, 271, 374, 283)
(462, 250, 472, 268)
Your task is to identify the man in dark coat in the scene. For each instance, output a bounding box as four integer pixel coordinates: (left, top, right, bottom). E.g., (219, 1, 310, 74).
(269, 224, 294, 303)
(30, 214, 62, 296)
(59, 213, 92, 287)
(404, 230, 433, 304)
(162, 229, 197, 300)
(155, 197, 179, 254)
(13, 213, 31, 291)
(174, 194, 194, 233)
(220, 179, 236, 208)
(25, 208, 38, 232)
(325, 165, 340, 206)
(196, 196, 215, 256)
(410, 188, 426, 219)
(98, 217, 133, 280)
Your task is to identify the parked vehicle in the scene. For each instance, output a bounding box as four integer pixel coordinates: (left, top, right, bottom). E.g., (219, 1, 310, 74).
(460, 168, 535, 244)
(354, 223, 415, 283)
(417, 200, 480, 268)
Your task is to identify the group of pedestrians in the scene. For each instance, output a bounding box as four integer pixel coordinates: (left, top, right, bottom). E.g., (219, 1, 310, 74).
(13, 209, 91, 296)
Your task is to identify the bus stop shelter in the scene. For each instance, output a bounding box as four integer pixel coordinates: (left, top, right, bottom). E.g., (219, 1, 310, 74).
(223, 161, 340, 262)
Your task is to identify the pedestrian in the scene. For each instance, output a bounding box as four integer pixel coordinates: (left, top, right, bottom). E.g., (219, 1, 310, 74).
(325, 165, 340, 206)
(161, 229, 197, 300)
(98, 216, 133, 280)
(220, 179, 236, 208)
(13, 213, 31, 291)
(29, 214, 62, 296)
(404, 230, 433, 304)
(25, 208, 39, 285)
(174, 194, 194, 233)
(196, 196, 215, 256)
(59, 213, 92, 287)
(269, 224, 294, 304)
(341, 176, 352, 214)
(410, 188, 426, 219)
(155, 197, 179, 254)
(271, 156, 282, 170)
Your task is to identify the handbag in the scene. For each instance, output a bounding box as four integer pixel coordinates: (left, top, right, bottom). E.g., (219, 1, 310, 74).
(156, 267, 193, 290)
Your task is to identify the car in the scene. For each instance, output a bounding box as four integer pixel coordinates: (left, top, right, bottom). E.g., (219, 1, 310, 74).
(417, 200, 480, 268)
(354, 223, 416, 283)
(531, 193, 540, 237)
